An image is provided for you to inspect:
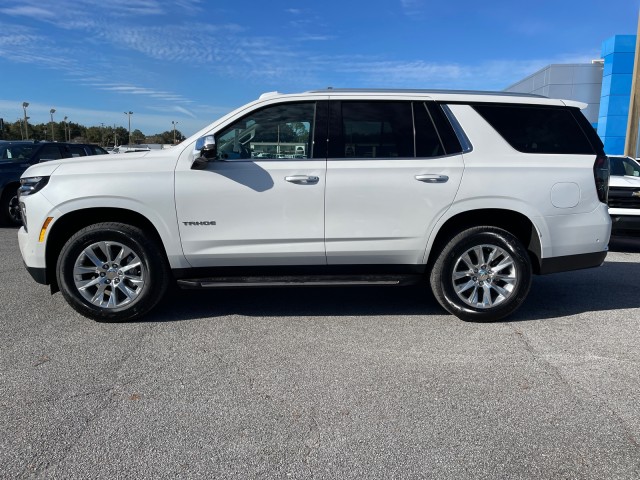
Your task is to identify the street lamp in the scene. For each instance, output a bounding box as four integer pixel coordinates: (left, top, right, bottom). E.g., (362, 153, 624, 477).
(50, 108, 56, 141)
(22, 102, 29, 140)
(63, 116, 68, 142)
(124, 111, 133, 145)
(172, 120, 178, 144)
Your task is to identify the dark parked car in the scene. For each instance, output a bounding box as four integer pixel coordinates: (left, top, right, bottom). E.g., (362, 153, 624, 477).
(0, 141, 108, 225)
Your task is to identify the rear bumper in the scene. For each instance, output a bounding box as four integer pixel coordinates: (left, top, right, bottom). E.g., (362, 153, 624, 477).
(538, 250, 607, 275)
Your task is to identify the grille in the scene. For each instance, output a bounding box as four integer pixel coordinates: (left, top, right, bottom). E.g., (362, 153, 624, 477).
(608, 187, 640, 209)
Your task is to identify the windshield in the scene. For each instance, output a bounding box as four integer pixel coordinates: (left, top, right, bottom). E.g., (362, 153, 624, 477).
(610, 156, 640, 177)
(0, 144, 37, 162)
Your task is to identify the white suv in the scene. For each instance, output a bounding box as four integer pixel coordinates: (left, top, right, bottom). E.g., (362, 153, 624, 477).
(17, 89, 611, 322)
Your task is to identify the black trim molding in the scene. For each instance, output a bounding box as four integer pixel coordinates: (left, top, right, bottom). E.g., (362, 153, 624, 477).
(538, 251, 607, 275)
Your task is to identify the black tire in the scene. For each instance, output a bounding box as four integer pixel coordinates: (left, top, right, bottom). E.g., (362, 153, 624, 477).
(56, 222, 170, 322)
(429, 226, 532, 322)
(0, 187, 22, 227)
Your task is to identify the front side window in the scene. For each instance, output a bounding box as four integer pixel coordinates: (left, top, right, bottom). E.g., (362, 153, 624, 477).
(215, 102, 315, 160)
(610, 156, 640, 177)
(0, 145, 37, 162)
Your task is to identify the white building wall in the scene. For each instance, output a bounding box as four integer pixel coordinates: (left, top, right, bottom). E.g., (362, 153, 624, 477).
(504, 63, 603, 125)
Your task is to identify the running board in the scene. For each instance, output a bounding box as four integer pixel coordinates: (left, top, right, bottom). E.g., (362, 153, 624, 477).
(177, 274, 423, 289)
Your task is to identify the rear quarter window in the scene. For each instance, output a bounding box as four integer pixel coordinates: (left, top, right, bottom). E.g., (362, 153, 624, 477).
(472, 104, 596, 155)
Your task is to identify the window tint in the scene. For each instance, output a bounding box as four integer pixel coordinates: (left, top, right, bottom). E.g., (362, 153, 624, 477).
(69, 146, 87, 157)
(93, 146, 109, 155)
(428, 103, 465, 154)
(215, 102, 315, 160)
(473, 104, 595, 154)
(610, 156, 640, 177)
(339, 102, 413, 158)
(36, 145, 63, 161)
(0, 144, 37, 162)
(413, 102, 445, 157)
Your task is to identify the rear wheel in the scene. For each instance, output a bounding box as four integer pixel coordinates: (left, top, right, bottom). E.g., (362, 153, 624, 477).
(56, 222, 169, 322)
(430, 226, 532, 322)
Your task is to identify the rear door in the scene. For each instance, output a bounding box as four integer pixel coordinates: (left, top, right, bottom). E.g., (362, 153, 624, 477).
(324, 99, 465, 265)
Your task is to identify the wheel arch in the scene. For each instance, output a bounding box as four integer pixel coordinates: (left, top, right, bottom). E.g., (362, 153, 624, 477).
(426, 208, 543, 274)
(45, 207, 170, 293)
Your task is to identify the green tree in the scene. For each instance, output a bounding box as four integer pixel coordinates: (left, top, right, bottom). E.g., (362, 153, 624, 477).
(130, 129, 145, 144)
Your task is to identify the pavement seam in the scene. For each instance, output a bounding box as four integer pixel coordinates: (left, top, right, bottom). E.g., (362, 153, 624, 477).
(507, 322, 640, 464)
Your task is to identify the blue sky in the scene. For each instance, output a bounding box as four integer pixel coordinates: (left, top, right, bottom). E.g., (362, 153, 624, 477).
(0, 0, 638, 137)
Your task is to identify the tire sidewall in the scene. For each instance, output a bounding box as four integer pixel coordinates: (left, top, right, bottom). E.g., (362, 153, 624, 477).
(56, 223, 167, 322)
(433, 228, 532, 322)
(0, 189, 22, 227)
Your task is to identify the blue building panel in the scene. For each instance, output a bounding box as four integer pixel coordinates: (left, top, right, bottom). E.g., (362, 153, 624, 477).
(610, 52, 636, 74)
(607, 95, 630, 116)
(598, 35, 637, 153)
(609, 74, 633, 95)
(602, 115, 630, 136)
(603, 136, 626, 155)
(597, 116, 607, 137)
(602, 35, 637, 56)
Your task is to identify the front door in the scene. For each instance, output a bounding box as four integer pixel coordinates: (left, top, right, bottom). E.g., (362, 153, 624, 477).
(175, 101, 328, 267)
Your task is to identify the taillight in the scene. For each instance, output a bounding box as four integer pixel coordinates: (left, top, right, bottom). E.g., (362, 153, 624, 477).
(593, 154, 609, 204)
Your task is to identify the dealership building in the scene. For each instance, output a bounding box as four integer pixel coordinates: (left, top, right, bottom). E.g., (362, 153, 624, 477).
(505, 35, 637, 156)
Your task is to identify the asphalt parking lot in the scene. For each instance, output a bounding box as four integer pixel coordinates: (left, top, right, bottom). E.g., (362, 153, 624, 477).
(1, 226, 640, 479)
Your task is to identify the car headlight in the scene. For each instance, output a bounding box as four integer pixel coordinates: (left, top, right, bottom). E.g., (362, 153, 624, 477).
(18, 176, 50, 198)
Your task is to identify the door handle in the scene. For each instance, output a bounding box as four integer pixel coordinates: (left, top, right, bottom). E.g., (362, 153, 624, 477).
(285, 175, 319, 184)
(415, 174, 449, 183)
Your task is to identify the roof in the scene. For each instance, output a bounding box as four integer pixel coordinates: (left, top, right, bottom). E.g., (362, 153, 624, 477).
(307, 88, 547, 98)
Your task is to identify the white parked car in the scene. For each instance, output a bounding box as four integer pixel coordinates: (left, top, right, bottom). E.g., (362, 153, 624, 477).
(608, 155, 640, 234)
(17, 89, 611, 323)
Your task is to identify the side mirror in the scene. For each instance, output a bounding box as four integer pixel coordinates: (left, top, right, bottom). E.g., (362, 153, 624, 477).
(191, 135, 217, 170)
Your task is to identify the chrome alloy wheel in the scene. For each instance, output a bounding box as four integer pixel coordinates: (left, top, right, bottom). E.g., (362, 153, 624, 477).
(73, 241, 146, 309)
(451, 244, 517, 309)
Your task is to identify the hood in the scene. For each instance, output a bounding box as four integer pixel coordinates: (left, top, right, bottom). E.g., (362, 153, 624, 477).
(609, 174, 640, 188)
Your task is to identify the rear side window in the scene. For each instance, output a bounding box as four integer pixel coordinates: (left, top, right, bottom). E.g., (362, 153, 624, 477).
(36, 145, 64, 161)
(472, 104, 596, 154)
(329, 101, 458, 159)
(340, 102, 414, 158)
(69, 146, 87, 157)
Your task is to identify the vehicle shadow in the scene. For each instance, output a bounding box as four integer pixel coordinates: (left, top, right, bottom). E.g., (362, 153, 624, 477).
(144, 235, 640, 324)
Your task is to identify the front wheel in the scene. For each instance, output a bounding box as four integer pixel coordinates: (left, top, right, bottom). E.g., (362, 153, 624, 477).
(0, 188, 22, 226)
(56, 222, 170, 322)
(429, 227, 532, 322)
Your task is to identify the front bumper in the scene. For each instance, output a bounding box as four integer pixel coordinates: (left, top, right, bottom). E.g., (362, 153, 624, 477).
(610, 214, 640, 233)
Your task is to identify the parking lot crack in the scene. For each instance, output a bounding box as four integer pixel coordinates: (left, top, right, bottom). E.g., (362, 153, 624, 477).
(508, 323, 640, 454)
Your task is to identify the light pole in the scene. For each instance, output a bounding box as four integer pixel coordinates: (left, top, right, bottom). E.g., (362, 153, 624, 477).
(172, 120, 178, 144)
(63, 116, 68, 142)
(50, 108, 56, 141)
(100, 122, 105, 146)
(124, 111, 133, 145)
(22, 102, 29, 140)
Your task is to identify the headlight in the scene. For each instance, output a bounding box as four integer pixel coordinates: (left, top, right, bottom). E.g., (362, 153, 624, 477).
(18, 176, 50, 198)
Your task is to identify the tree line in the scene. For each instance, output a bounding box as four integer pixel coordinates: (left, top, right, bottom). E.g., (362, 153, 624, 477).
(0, 119, 186, 146)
